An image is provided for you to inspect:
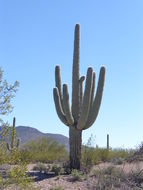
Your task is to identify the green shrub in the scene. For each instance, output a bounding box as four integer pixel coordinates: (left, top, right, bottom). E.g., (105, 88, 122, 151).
(82, 146, 110, 168)
(71, 169, 83, 181)
(51, 164, 64, 175)
(7, 149, 21, 164)
(102, 166, 121, 176)
(0, 147, 7, 164)
(19, 150, 33, 163)
(22, 137, 68, 163)
(108, 148, 134, 160)
(33, 162, 51, 173)
(111, 157, 124, 165)
(82, 145, 134, 169)
(6, 164, 31, 188)
(0, 163, 39, 190)
(91, 166, 123, 189)
(0, 173, 5, 189)
(62, 161, 71, 174)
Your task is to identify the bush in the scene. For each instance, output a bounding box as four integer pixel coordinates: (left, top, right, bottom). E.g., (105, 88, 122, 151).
(108, 148, 134, 160)
(82, 144, 134, 169)
(62, 161, 71, 174)
(127, 168, 143, 187)
(0, 148, 7, 164)
(1, 163, 38, 190)
(91, 166, 124, 189)
(7, 149, 22, 164)
(19, 150, 33, 163)
(70, 169, 83, 181)
(82, 146, 110, 168)
(111, 157, 124, 165)
(33, 162, 51, 173)
(22, 137, 68, 163)
(51, 164, 64, 175)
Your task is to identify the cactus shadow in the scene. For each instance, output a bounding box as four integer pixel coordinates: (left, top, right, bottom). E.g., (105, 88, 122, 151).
(28, 171, 58, 182)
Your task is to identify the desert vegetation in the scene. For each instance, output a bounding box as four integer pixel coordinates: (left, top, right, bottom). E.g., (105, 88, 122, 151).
(1, 123, 143, 190)
(1, 122, 143, 189)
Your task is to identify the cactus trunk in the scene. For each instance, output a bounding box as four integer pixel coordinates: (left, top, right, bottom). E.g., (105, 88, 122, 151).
(69, 127, 82, 169)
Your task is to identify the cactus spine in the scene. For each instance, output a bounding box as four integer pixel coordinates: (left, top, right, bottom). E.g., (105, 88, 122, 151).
(53, 24, 106, 169)
(7, 117, 20, 152)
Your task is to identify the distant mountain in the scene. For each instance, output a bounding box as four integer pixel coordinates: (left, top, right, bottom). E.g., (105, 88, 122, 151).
(14, 126, 69, 150)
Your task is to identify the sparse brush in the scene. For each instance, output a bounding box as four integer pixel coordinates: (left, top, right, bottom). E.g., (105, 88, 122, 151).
(127, 142, 143, 162)
(49, 187, 64, 190)
(136, 142, 143, 154)
(82, 146, 110, 168)
(82, 136, 134, 169)
(3, 163, 39, 190)
(111, 157, 124, 165)
(90, 163, 143, 189)
(92, 166, 124, 189)
(33, 162, 50, 173)
(102, 166, 121, 176)
(22, 137, 68, 163)
(51, 164, 64, 175)
(62, 161, 71, 174)
(0, 122, 10, 164)
(70, 169, 83, 181)
(127, 168, 143, 187)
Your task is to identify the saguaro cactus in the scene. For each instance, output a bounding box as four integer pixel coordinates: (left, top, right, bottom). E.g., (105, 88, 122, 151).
(107, 134, 109, 151)
(7, 117, 20, 153)
(53, 24, 106, 169)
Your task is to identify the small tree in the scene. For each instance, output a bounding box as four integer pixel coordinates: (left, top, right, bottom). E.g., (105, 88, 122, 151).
(0, 67, 19, 163)
(0, 120, 9, 163)
(0, 68, 19, 115)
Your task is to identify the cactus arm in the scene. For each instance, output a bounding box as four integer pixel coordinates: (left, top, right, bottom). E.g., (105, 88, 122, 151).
(83, 66, 106, 130)
(7, 142, 10, 151)
(53, 87, 68, 126)
(16, 138, 20, 148)
(72, 24, 80, 122)
(90, 72, 96, 105)
(63, 84, 74, 126)
(13, 117, 16, 127)
(79, 76, 85, 108)
(77, 67, 93, 130)
(7, 140, 19, 152)
(55, 66, 64, 111)
(11, 117, 16, 149)
(82, 72, 95, 130)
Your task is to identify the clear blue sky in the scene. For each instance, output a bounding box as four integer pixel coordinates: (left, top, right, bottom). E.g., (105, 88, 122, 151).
(0, 0, 143, 148)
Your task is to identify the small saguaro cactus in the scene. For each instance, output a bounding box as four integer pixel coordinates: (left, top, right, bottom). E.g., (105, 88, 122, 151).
(7, 117, 20, 152)
(53, 24, 106, 169)
(107, 134, 109, 151)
